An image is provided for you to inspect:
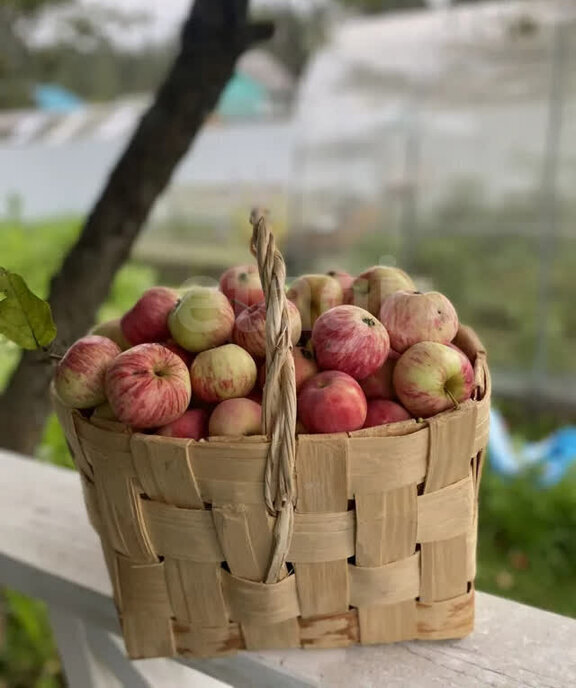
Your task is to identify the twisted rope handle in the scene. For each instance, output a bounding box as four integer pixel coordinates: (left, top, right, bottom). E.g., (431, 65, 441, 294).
(250, 209, 297, 584)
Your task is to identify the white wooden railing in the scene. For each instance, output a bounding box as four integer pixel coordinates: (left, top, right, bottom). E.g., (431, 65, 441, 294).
(0, 449, 574, 688)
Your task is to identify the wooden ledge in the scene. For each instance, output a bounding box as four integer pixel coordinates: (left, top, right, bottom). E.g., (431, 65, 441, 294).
(0, 449, 574, 688)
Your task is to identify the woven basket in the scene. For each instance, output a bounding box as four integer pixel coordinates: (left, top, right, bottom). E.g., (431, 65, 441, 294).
(53, 213, 490, 659)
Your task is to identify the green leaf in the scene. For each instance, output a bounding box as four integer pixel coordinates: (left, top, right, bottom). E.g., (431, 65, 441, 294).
(0, 268, 57, 350)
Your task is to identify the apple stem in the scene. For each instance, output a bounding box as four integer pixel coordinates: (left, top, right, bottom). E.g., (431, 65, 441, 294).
(446, 389, 459, 410)
(42, 346, 63, 362)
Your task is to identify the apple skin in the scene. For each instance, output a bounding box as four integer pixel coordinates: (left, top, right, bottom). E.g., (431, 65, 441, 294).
(326, 270, 354, 303)
(298, 370, 367, 433)
(351, 266, 415, 316)
(393, 341, 474, 418)
(208, 398, 262, 436)
(311, 305, 390, 381)
(219, 264, 265, 315)
(54, 335, 121, 409)
(232, 300, 301, 358)
(359, 350, 400, 400)
(363, 399, 412, 428)
(379, 290, 459, 352)
(287, 274, 343, 331)
(162, 340, 195, 367)
(157, 408, 208, 439)
(190, 343, 257, 403)
(121, 287, 179, 345)
(90, 318, 130, 350)
(168, 286, 235, 353)
(105, 343, 191, 428)
(259, 346, 318, 392)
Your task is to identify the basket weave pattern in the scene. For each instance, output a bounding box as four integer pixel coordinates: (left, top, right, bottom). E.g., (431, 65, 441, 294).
(53, 215, 490, 658)
(54, 351, 489, 658)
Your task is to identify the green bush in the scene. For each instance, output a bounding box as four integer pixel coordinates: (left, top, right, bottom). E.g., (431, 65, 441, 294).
(477, 460, 576, 617)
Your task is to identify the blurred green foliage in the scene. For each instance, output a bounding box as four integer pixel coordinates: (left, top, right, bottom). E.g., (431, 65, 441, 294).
(348, 188, 576, 376)
(0, 592, 62, 688)
(0, 218, 157, 687)
(477, 464, 576, 617)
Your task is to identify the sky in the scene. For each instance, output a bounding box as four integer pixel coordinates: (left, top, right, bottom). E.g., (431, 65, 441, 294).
(88, 0, 195, 43)
(73, 0, 321, 46)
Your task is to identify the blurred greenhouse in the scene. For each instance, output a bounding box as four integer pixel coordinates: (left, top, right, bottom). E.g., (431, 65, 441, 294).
(288, 0, 576, 413)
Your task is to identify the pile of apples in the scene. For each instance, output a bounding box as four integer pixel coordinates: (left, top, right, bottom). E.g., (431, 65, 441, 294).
(54, 264, 475, 438)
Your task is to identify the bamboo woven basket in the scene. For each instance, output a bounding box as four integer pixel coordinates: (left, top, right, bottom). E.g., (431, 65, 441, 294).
(53, 212, 490, 659)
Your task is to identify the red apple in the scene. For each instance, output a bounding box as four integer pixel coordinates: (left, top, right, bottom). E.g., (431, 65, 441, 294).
(157, 408, 208, 439)
(259, 346, 318, 392)
(162, 340, 195, 367)
(379, 290, 459, 352)
(359, 352, 399, 400)
(168, 286, 235, 352)
(311, 305, 390, 380)
(54, 335, 120, 409)
(232, 300, 301, 358)
(298, 371, 367, 433)
(448, 342, 470, 360)
(326, 269, 354, 303)
(219, 264, 264, 315)
(90, 318, 130, 350)
(121, 287, 179, 345)
(351, 266, 415, 316)
(190, 343, 257, 403)
(105, 343, 191, 428)
(363, 399, 412, 428)
(287, 274, 343, 331)
(393, 341, 474, 418)
(208, 398, 262, 436)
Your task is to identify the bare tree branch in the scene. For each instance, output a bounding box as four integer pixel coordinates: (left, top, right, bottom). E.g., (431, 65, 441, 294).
(0, 0, 273, 455)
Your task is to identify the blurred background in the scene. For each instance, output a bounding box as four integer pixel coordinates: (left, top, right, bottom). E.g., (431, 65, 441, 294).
(1, 0, 575, 685)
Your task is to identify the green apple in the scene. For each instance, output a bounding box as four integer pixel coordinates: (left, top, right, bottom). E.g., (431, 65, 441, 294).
(168, 286, 235, 353)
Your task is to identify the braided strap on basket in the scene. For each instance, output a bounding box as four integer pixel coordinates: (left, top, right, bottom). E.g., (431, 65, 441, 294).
(250, 209, 297, 584)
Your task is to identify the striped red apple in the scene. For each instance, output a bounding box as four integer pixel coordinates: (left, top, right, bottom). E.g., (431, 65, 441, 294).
(379, 290, 458, 352)
(55, 335, 120, 409)
(393, 342, 474, 418)
(311, 305, 390, 381)
(105, 343, 191, 428)
(298, 370, 367, 433)
(219, 264, 264, 315)
(121, 287, 180, 345)
(190, 344, 257, 403)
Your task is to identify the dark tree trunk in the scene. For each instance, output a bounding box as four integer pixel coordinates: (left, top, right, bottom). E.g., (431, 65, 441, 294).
(0, 0, 272, 455)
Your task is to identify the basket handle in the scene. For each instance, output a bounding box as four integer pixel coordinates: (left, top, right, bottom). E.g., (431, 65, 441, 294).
(250, 209, 297, 584)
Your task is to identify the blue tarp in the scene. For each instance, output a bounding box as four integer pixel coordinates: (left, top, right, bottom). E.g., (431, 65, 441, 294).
(489, 408, 576, 485)
(33, 84, 84, 113)
(217, 73, 267, 119)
